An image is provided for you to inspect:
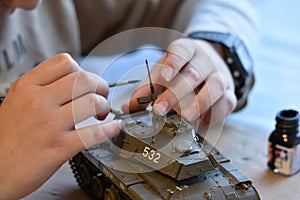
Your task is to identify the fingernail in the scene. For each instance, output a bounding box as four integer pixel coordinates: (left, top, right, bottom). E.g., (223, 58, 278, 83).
(183, 107, 197, 121)
(116, 119, 123, 127)
(161, 67, 174, 81)
(153, 101, 168, 116)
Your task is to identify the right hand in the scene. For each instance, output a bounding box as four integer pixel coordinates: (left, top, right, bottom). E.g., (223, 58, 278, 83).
(122, 38, 236, 127)
(0, 53, 122, 199)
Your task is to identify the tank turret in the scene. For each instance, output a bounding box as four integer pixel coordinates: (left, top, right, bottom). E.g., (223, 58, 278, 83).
(113, 110, 217, 181)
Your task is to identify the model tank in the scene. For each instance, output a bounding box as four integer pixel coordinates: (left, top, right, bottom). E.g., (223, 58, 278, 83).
(70, 60, 260, 200)
(70, 109, 260, 200)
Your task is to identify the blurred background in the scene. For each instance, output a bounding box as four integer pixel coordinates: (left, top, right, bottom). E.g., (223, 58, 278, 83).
(228, 0, 300, 133)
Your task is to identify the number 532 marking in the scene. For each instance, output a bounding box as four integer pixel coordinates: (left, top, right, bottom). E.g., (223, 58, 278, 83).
(142, 146, 161, 164)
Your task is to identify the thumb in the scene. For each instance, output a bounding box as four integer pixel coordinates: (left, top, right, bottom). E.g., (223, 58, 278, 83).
(121, 83, 150, 113)
(67, 120, 123, 155)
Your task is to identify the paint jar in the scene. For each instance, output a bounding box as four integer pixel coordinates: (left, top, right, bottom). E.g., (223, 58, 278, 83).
(268, 109, 300, 175)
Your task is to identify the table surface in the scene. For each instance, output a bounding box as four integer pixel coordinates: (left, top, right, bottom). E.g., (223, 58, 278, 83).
(23, 1, 300, 200)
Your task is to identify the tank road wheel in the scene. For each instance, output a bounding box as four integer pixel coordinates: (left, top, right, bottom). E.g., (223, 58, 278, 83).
(91, 174, 105, 199)
(78, 163, 92, 188)
(104, 188, 119, 200)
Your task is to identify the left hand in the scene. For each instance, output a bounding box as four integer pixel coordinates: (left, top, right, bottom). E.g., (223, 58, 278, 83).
(0, 54, 122, 199)
(122, 38, 237, 126)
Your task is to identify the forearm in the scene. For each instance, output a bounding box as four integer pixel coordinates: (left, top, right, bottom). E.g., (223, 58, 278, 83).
(172, 0, 259, 58)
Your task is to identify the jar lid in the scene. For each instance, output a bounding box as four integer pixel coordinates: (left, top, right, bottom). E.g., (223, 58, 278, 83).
(276, 109, 299, 129)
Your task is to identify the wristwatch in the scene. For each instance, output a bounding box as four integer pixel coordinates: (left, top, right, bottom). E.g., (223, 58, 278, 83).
(188, 31, 254, 110)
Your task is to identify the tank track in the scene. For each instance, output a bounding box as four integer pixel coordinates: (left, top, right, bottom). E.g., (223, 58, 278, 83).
(69, 151, 130, 200)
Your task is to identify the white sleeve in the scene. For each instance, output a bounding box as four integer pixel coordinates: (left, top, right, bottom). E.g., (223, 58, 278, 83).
(172, 0, 259, 59)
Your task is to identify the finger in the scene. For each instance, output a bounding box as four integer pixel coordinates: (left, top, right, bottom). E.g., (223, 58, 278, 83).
(22, 53, 80, 86)
(122, 52, 195, 114)
(152, 54, 214, 116)
(59, 93, 110, 129)
(46, 70, 109, 105)
(197, 90, 237, 126)
(121, 82, 165, 113)
(121, 43, 194, 113)
(121, 84, 149, 113)
(160, 39, 195, 81)
(181, 72, 228, 121)
(65, 120, 123, 155)
(121, 60, 168, 113)
(152, 74, 195, 116)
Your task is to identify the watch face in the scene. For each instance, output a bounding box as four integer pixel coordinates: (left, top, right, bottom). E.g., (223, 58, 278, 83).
(235, 41, 253, 74)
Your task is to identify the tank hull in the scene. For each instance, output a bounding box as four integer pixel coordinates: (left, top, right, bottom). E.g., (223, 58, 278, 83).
(70, 141, 260, 200)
